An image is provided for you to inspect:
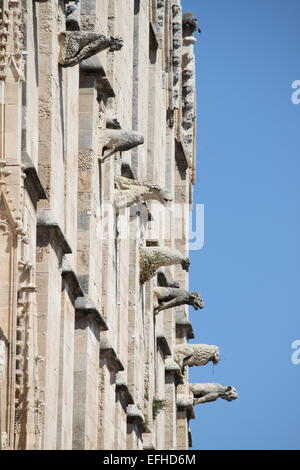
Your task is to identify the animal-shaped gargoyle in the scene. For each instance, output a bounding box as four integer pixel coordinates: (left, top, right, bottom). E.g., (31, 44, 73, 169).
(58, 31, 123, 67)
(140, 246, 190, 283)
(114, 176, 172, 209)
(190, 383, 238, 405)
(153, 286, 204, 313)
(174, 343, 219, 369)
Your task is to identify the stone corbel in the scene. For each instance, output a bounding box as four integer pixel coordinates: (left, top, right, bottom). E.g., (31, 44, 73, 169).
(115, 372, 134, 405)
(176, 394, 195, 420)
(75, 296, 108, 331)
(58, 31, 123, 67)
(175, 311, 195, 340)
(21, 152, 47, 204)
(37, 210, 72, 254)
(61, 255, 84, 299)
(99, 129, 144, 162)
(164, 355, 181, 377)
(100, 338, 124, 372)
(156, 332, 171, 358)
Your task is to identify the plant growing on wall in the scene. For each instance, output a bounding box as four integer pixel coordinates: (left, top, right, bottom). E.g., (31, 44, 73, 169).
(152, 398, 168, 420)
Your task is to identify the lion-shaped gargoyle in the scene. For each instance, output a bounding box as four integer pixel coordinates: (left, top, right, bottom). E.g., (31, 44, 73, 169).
(174, 343, 219, 369)
(190, 383, 238, 405)
(153, 286, 204, 313)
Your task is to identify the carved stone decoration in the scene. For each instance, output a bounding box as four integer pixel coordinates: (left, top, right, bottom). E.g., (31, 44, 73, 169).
(58, 31, 123, 67)
(0, 1, 24, 81)
(140, 246, 190, 283)
(99, 130, 144, 162)
(181, 12, 197, 161)
(153, 286, 204, 313)
(156, 0, 165, 33)
(174, 343, 219, 369)
(190, 383, 238, 405)
(172, 4, 182, 108)
(114, 176, 172, 209)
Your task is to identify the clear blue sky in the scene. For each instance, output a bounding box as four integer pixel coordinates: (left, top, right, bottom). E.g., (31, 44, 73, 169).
(183, 0, 300, 450)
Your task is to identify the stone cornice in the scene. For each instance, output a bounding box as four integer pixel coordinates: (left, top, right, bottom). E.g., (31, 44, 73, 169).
(75, 296, 108, 331)
(100, 338, 124, 371)
(156, 332, 172, 357)
(21, 152, 47, 202)
(37, 210, 72, 254)
(61, 255, 84, 299)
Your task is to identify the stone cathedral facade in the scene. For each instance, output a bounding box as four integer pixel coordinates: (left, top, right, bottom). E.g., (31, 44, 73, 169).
(0, 0, 236, 451)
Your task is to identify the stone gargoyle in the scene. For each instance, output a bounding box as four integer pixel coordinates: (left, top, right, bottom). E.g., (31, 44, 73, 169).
(58, 31, 123, 67)
(140, 246, 190, 283)
(100, 130, 144, 161)
(174, 343, 219, 369)
(190, 383, 238, 405)
(114, 176, 172, 209)
(153, 287, 204, 313)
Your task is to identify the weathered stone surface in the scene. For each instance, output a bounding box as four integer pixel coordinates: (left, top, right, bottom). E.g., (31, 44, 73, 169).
(58, 32, 123, 67)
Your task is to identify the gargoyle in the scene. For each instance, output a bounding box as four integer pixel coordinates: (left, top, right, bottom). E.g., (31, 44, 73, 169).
(114, 176, 172, 209)
(100, 130, 144, 161)
(153, 287, 203, 313)
(174, 343, 219, 369)
(182, 12, 201, 37)
(58, 32, 123, 67)
(140, 246, 190, 283)
(190, 383, 238, 405)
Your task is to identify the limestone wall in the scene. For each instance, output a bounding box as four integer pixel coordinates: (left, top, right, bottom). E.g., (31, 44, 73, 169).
(0, 0, 199, 450)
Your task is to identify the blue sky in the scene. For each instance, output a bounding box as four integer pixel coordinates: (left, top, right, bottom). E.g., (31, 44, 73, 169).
(183, 0, 300, 450)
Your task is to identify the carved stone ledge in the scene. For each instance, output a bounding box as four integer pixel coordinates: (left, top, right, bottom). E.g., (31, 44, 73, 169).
(164, 355, 181, 376)
(22, 152, 47, 203)
(115, 372, 134, 405)
(100, 338, 124, 372)
(140, 246, 190, 284)
(61, 255, 84, 299)
(75, 296, 108, 331)
(126, 404, 144, 425)
(37, 210, 72, 254)
(58, 31, 123, 67)
(175, 311, 195, 340)
(156, 332, 171, 357)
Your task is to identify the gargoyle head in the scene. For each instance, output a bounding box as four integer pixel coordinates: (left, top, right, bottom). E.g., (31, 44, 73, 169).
(109, 36, 124, 52)
(181, 257, 190, 272)
(223, 386, 238, 401)
(148, 185, 172, 205)
(189, 292, 204, 310)
(211, 348, 220, 365)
